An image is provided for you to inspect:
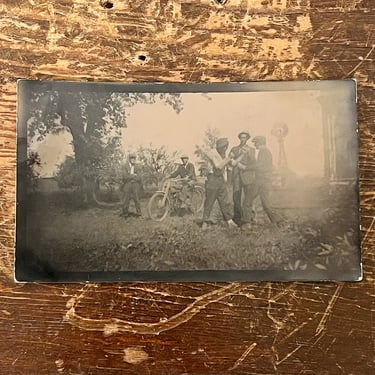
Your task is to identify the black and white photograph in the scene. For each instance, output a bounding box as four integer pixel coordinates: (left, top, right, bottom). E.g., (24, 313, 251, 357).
(15, 80, 361, 282)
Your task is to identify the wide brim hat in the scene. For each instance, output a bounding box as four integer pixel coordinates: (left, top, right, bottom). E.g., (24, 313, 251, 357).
(238, 131, 251, 140)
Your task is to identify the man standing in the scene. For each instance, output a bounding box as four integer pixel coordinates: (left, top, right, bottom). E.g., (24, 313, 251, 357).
(201, 138, 238, 230)
(251, 136, 281, 224)
(121, 153, 142, 218)
(229, 131, 257, 227)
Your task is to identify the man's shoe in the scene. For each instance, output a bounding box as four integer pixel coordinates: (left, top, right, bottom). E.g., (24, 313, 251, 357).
(201, 222, 209, 230)
(227, 219, 238, 229)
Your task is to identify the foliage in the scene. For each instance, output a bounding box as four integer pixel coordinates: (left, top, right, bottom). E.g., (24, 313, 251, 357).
(94, 136, 124, 183)
(54, 156, 81, 189)
(284, 226, 359, 273)
(26, 90, 182, 169)
(282, 184, 360, 273)
(136, 144, 179, 185)
(25, 89, 183, 201)
(194, 126, 220, 162)
(27, 90, 183, 144)
(26, 151, 41, 190)
(54, 137, 124, 188)
(203, 126, 221, 149)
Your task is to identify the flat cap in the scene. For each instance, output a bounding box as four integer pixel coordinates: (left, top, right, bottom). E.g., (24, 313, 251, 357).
(252, 136, 266, 144)
(216, 137, 229, 149)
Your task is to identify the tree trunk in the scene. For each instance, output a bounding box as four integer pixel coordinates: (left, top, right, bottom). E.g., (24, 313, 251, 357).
(75, 140, 97, 206)
(65, 124, 95, 206)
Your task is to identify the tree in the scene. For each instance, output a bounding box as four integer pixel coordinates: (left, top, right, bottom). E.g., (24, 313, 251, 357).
(24, 86, 183, 203)
(136, 144, 179, 186)
(54, 156, 81, 189)
(26, 151, 41, 191)
(203, 126, 221, 149)
(194, 126, 220, 161)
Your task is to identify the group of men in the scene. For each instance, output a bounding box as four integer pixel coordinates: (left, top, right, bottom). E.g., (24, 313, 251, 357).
(119, 152, 196, 218)
(200, 131, 281, 230)
(119, 131, 281, 230)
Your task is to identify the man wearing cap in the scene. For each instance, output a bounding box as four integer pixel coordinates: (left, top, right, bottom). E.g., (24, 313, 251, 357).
(169, 155, 196, 180)
(169, 155, 196, 209)
(251, 136, 281, 224)
(120, 153, 143, 218)
(201, 138, 238, 229)
(229, 131, 257, 228)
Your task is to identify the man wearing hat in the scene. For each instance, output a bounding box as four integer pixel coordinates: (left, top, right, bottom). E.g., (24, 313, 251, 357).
(169, 154, 196, 180)
(201, 138, 238, 229)
(251, 136, 281, 224)
(229, 130, 257, 227)
(169, 154, 196, 209)
(120, 153, 143, 218)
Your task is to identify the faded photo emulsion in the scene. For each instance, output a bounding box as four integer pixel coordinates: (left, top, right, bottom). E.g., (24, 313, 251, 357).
(15, 80, 361, 282)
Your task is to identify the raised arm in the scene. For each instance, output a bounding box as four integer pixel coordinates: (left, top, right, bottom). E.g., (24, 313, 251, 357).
(215, 156, 232, 169)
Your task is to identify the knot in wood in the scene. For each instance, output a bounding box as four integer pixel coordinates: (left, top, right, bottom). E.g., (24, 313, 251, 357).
(99, 0, 114, 9)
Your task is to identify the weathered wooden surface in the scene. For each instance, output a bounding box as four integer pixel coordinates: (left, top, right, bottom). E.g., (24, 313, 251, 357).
(0, 0, 374, 373)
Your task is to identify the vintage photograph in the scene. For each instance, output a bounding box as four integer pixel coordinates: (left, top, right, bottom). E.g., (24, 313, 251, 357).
(15, 80, 361, 281)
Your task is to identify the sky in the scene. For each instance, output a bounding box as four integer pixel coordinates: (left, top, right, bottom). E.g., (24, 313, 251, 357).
(31, 90, 324, 177)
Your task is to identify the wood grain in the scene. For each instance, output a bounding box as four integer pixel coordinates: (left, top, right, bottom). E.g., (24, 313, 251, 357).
(0, 0, 374, 374)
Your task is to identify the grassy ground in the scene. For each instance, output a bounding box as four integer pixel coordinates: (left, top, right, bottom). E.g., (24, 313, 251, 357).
(23, 184, 361, 276)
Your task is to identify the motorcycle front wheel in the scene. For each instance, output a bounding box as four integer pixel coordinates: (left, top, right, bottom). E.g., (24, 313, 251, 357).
(148, 192, 170, 221)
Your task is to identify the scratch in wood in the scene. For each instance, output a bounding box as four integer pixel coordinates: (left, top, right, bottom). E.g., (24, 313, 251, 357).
(275, 344, 303, 365)
(315, 284, 344, 336)
(345, 45, 374, 78)
(336, 361, 345, 373)
(266, 283, 287, 347)
(324, 337, 337, 354)
(278, 321, 309, 345)
(270, 283, 296, 302)
(266, 283, 284, 329)
(228, 342, 257, 371)
(11, 357, 19, 366)
(267, 304, 284, 330)
(361, 215, 375, 252)
(64, 283, 245, 335)
(308, 330, 327, 356)
(65, 284, 95, 310)
(46, 4, 57, 47)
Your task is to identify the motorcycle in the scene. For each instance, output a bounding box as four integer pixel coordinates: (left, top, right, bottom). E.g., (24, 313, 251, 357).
(148, 178, 205, 221)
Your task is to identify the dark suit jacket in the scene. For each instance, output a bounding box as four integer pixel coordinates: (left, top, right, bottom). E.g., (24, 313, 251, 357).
(170, 163, 196, 179)
(256, 147, 273, 182)
(122, 162, 143, 184)
(230, 144, 256, 187)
